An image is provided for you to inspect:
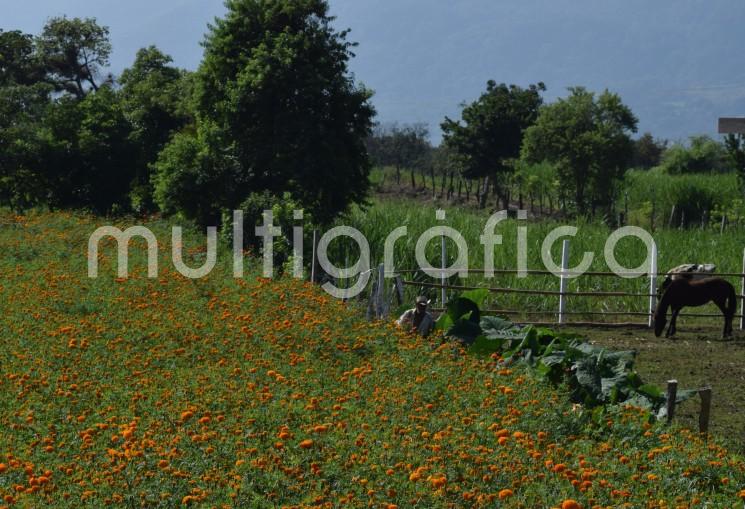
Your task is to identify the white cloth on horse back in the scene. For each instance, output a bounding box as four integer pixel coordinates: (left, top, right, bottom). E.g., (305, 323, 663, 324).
(397, 309, 435, 337)
(667, 264, 716, 280)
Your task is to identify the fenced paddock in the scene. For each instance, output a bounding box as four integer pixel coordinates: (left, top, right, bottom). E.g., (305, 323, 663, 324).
(367, 238, 745, 330)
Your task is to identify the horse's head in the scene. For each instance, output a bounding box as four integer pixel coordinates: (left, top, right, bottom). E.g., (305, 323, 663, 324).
(653, 309, 666, 337)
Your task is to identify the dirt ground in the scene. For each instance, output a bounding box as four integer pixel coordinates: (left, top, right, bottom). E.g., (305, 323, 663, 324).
(563, 323, 745, 452)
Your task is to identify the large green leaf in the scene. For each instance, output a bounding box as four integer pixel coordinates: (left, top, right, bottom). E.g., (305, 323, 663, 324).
(435, 297, 480, 331)
(470, 334, 504, 355)
(461, 288, 489, 309)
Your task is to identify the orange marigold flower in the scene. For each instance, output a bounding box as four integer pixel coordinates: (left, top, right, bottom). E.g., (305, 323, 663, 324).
(299, 439, 314, 449)
(498, 489, 513, 499)
(561, 500, 581, 509)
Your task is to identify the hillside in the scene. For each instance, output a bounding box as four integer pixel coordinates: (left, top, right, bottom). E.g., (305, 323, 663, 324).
(1, 210, 744, 507)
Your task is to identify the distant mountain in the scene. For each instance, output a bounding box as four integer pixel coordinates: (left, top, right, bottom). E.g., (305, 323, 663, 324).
(5, 0, 745, 143)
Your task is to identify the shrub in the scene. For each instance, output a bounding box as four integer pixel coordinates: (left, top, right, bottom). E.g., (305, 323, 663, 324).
(660, 135, 729, 174)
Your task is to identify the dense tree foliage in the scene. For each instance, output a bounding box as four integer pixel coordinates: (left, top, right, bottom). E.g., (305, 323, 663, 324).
(1, 7, 726, 226)
(153, 0, 376, 225)
(659, 135, 730, 174)
(120, 46, 193, 211)
(42, 87, 137, 213)
(522, 87, 638, 216)
(632, 132, 667, 169)
(0, 30, 45, 86)
(0, 30, 52, 210)
(442, 81, 545, 208)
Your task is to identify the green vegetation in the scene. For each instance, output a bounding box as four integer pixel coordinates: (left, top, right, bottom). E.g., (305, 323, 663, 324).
(1, 210, 744, 508)
(331, 197, 745, 320)
(0, 1, 375, 225)
(442, 81, 546, 209)
(522, 87, 638, 217)
(436, 290, 693, 414)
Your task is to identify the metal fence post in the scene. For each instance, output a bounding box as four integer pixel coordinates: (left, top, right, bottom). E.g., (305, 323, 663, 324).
(648, 242, 658, 328)
(377, 263, 386, 318)
(558, 239, 569, 324)
(440, 236, 447, 307)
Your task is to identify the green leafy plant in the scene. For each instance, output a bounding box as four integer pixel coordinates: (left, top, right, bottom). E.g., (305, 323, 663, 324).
(436, 291, 696, 416)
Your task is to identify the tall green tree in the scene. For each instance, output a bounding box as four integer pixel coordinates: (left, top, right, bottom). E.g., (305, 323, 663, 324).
(632, 132, 666, 169)
(37, 16, 112, 99)
(154, 0, 376, 225)
(42, 86, 136, 213)
(119, 46, 194, 211)
(522, 87, 638, 216)
(441, 81, 545, 209)
(0, 30, 51, 210)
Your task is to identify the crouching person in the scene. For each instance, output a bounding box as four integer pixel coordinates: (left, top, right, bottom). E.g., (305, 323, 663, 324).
(396, 296, 434, 337)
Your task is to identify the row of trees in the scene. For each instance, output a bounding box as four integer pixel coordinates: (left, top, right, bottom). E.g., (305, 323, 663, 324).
(3, 0, 744, 224)
(0, 19, 193, 214)
(368, 83, 639, 217)
(368, 86, 745, 218)
(0, 0, 375, 226)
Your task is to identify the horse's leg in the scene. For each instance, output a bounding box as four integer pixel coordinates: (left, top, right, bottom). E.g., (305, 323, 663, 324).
(667, 307, 680, 338)
(714, 298, 732, 339)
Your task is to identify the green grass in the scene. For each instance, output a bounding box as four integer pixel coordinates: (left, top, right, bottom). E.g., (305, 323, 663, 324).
(329, 197, 745, 322)
(623, 169, 744, 228)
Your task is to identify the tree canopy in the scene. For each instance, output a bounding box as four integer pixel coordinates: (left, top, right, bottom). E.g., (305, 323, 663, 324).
(522, 87, 638, 216)
(154, 0, 376, 225)
(442, 81, 545, 208)
(120, 46, 193, 212)
(37, 17, 112, 99)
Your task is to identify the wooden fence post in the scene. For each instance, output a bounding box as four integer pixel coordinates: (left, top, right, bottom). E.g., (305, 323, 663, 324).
(440, 235, 447, 307)
(666, 380, 678, 423)
(393, 275, 404, 305)
(558, 239, 570, 324)
(648, 242, 658, 328)
(698, 386, 712, 434)
(741, 248, 745, 331)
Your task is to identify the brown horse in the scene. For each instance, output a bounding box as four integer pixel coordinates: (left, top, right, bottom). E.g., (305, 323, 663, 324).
(654, 277, 736, 339)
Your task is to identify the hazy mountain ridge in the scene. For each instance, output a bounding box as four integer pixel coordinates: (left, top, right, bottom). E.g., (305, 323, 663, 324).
(331, 0, 745, 142)
(4, 0, 744, 142)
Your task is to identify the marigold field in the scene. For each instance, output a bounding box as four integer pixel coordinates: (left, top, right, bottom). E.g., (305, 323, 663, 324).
(1, 211, 745, 508)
